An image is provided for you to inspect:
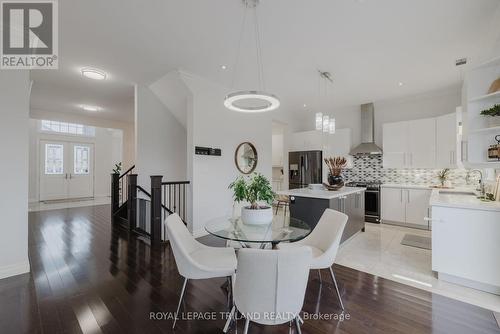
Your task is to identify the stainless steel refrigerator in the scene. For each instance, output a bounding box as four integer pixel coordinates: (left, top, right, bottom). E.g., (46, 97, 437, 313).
(288, 150, 323, 189)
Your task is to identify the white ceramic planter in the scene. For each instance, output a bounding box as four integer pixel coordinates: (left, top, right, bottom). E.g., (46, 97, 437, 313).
(241, 206, 273, 225)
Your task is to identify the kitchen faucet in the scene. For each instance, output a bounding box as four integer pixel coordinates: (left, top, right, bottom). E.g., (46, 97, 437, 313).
(470, 169, 485, 198)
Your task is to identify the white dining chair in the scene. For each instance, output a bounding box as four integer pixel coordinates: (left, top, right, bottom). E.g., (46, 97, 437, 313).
(227, 247, 312, 334)
(166, 213, 237, 329)
(278, 208, 348, 310)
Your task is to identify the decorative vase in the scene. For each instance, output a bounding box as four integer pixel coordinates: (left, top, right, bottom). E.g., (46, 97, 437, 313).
(241, 206, 273, 225)
(328, 174, 344, 188)
(487, 78, 500, 94)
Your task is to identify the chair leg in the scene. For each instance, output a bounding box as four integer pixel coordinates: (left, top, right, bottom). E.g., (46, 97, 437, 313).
(243, 318, 250, 334)
(329, 267, 345, 310)
(223, 306, 235, 333)
(318, 269, 323, 285)
(173, 278, 188, 329)
(294, 317, 302, 334)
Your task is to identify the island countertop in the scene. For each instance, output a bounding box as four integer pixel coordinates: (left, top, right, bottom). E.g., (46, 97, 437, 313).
(276, 186, 365, 200)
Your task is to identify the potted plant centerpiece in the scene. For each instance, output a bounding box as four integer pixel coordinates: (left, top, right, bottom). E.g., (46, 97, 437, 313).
(324, 156, 347, 190)
(229, 173, 275, 225)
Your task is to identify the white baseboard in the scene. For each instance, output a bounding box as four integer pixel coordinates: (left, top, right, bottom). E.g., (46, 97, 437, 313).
(0, 261, 30, 280)
(438, 272, 500, 295)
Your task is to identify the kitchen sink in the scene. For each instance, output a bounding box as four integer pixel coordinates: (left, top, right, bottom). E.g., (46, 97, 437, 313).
(438, 190, 476, 196)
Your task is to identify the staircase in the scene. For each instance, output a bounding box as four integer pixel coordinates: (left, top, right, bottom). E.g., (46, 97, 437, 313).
(111, 167, 190, 246)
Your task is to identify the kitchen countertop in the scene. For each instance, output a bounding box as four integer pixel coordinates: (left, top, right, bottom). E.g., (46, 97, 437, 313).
(276, 186, 365, 200)
(381, 183, 438, 190)
(430, 188, 500, 212)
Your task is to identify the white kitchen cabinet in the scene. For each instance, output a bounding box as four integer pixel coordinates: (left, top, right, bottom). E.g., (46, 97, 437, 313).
(272, 134, 284, 166)
(381, 187, 406, 223)
(383, 117, 437, 168)
(405, 188, 431, 227)
(381, 186, 431, 229)
(383, 121, 408, 168)
(436, 112, 457, 168)
(290, 130, 323, 152)
(408, 118, 436, 168)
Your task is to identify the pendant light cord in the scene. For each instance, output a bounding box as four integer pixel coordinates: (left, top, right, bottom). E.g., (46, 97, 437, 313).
(231, 6, 248, 89)
(253, 5, 265, 91)
(231, 0, 266, 91)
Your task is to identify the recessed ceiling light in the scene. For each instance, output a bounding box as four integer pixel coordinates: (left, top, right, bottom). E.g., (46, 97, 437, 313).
(81, 105, 100, 112)
(81, 68, 107, 80)
(221, 65, 227, 70)
(303, 104, 307, 108)
(398, 82, 404, 86)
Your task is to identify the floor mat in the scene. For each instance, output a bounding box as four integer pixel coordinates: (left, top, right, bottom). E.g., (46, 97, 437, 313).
(401, 234, 432, 250)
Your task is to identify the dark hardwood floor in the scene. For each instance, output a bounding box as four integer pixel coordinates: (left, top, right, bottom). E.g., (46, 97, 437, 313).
(1, 204, 499, 333)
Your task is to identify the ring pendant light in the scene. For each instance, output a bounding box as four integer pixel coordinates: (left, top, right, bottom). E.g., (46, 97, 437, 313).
(224, 0, 280, 112)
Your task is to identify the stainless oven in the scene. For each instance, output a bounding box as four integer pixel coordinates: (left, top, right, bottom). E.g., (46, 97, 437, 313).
(346, 181, 381, 223)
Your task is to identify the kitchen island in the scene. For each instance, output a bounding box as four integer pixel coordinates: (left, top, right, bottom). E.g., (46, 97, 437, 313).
(277, 186, 366, 244)
(430, 188, 500, 294)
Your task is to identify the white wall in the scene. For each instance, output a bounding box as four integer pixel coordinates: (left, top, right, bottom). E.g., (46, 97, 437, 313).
(135, 84, 187, 189)
(30, 109, 134, 170)
(28, 120, 123, 202)
(181, 72, 272, 236)
(0, 71, 30, 279)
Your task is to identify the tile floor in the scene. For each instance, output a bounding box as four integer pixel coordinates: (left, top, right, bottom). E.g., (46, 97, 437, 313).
(28, 196, 111, 212)
(336, 223, 500, 313)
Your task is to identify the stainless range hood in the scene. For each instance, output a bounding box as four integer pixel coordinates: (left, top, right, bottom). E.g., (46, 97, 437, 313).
(349, 103, 383, 155)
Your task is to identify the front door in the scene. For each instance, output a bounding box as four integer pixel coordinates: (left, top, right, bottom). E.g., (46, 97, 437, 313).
(68, 143, 93, 199)
(39, 140, 94, 201)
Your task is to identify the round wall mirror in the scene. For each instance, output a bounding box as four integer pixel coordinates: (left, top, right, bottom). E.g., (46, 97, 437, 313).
(234, 142, 258, 174)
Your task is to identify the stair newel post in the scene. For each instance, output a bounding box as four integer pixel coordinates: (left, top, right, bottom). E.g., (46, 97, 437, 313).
(150, 175, 163, 246)
(127, 174, 138, 232)
(111, 173, 120, 216)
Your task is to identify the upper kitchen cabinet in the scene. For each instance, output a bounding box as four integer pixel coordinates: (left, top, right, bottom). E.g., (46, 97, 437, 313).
(382, 121, 408, 168)
(383, 117, 437, 168)
(272, 133, 284, 167)
(290, 130, 323, 152)
(436, 112, 458, 168)
(327, 128, 352, 163)
(408, 117, 436, 168)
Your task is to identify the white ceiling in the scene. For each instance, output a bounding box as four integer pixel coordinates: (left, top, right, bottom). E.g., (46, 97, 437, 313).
(30, 0, 500, 123)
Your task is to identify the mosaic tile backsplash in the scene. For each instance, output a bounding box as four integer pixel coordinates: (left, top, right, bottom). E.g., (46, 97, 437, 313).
(343, 155, 481, 186)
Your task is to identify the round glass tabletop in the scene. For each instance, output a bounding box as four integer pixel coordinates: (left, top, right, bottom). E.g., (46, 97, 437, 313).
(205, 215, 311, 246)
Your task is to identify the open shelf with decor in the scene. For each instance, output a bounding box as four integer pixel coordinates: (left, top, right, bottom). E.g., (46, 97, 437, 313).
(464, 56, 500, 165)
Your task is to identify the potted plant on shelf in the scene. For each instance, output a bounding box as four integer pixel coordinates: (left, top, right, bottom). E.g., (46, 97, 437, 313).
(229, 173, 275, 225)
(480, 104, 500, 127)
(324, 156, 347, 190)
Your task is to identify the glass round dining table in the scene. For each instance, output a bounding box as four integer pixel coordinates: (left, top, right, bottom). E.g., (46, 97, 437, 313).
(205, 215, 311, 249)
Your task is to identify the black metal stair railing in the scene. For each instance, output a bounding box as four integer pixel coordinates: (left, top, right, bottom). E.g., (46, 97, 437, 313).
(111, 165, 135, 216)
(112, 172, 190, 246)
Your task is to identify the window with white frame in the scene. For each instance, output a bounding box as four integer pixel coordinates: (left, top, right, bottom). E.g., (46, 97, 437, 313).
(40, 120, 95, 137)
(74, 146, 90, 174)
(45, 144, 64, 174)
